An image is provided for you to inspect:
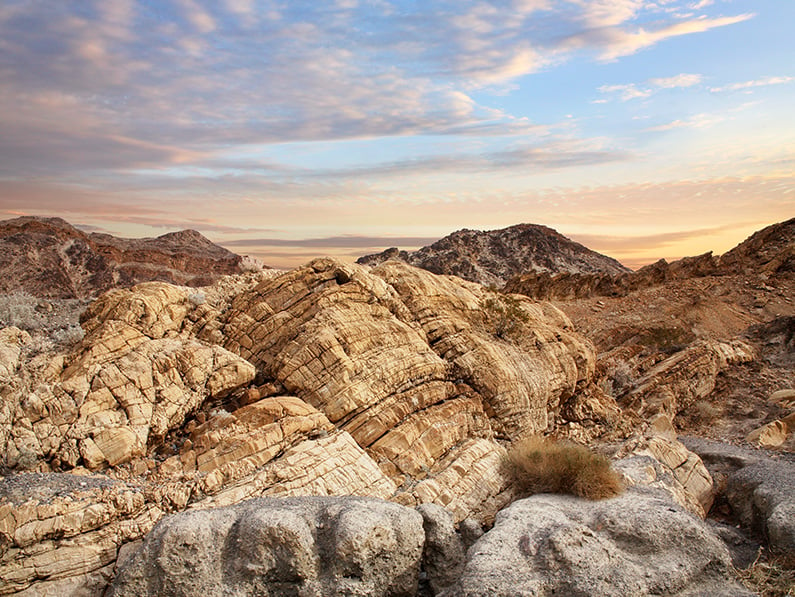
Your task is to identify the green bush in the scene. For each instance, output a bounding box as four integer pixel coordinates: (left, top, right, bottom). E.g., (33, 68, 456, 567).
(507, 436, 624, 500)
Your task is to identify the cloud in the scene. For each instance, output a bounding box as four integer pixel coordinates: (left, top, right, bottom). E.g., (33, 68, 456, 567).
(570, 223, 744, 253)
(648, 73, 702, 88)
(0, 0, 757, 184)
(597, 83, 652, 101)
(645, 113, 723, 131)
(710, 76, 794, 93)
(577, 14, 754, 61)
(598, 73, 702, 101)
(224, 235, 439, 249)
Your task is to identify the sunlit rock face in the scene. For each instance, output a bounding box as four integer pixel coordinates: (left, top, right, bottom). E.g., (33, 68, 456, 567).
(1, 258, 607, 595)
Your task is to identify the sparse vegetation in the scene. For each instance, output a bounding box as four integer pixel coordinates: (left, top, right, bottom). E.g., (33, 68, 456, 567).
(734, 549, 795, 597)
(0, 291, 86, 351)
(506, 436, 624, 500)
(481, 288, 530, 339)
(638, 325, 695, 354)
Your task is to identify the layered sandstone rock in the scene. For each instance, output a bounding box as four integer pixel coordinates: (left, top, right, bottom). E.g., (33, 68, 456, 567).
(0, 473, 163, 596)
(1, 258, 615, 595)
(620, 339, 755, 419)
(1, 282, 256, 472)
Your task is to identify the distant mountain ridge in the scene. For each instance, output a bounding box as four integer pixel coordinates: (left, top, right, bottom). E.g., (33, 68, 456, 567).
(0, 216, 251, 299)
(504, 217, 795, 300)
(357, 223, 630, 287)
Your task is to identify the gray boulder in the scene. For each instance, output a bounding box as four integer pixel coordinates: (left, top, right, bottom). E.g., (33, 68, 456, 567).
(440, 489, 752, 597)
(108, 496, 425, 597)
(725, 460, 795, 553)
(416, 503, 466, 594)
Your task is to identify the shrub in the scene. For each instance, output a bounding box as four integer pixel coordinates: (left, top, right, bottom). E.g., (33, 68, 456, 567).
(506, 436, 624, 500)
(480, 289, 530, 339)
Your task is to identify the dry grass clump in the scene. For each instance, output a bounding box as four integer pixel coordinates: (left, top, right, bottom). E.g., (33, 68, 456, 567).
(507, 436, 624, 500)
(735, 550, 794, 597)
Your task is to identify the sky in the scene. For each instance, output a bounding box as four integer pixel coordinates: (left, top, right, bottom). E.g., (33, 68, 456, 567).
(0, 0, 792, 270)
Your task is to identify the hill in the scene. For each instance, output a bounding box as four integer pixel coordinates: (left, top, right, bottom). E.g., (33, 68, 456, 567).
(357, 223, 630, 287)
(0, 216, 253, 299)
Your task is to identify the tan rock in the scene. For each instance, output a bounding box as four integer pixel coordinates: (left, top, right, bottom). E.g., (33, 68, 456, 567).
(745, 420, 788, 448)
(621, 340, 756, 419)
(0, 473, 162, 595)
(0, 326, 30, 381)
(618, 416, 714, 517)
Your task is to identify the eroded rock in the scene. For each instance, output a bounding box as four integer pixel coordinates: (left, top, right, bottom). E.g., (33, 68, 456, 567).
(108, 496, 425, 597)
(441, 490, 751, 597)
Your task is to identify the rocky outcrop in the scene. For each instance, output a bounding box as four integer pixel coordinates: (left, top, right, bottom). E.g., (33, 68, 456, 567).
(619, 339, 756, 419)
(617, 415, 715, 518)
(0, 216, 250, 299)
(719, 216, 795, 276)
(0, 256, 612, 594)
(503, 252, 721, 300)
(505, 217, 794, 301)
(108, 496, 425, 597)
(1, 282, 256, 472)
(441, 489, 751, 597)
(358, 223, 629, 287)
(0, 473, 163, 596)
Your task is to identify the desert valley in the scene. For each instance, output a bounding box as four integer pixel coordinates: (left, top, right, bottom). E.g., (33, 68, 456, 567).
(0, 215, 793, 596)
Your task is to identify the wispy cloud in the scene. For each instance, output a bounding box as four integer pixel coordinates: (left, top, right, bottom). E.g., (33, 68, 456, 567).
(584, 14, 754, 61)
(645, 113, 723, 132)
(648, 73, 702, 88)
(224, 235, 438, 249)
(710, 75, 794, 93)
(598, 73, 702, 101)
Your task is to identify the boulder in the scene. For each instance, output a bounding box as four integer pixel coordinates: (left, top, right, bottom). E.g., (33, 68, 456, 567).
(441, 490, 751, 597)
(416, 503, 466, 594)
(725, 460, 795, 553)
(744, 420, 788, 447)
(108, 496, 425, 597)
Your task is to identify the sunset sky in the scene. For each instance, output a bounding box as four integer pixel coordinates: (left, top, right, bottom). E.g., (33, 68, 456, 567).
(0, 0, 792, 269)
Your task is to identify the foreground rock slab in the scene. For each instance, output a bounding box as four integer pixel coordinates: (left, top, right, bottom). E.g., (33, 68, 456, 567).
(108, 496, 424, 597)
(441, 489, 752, 597)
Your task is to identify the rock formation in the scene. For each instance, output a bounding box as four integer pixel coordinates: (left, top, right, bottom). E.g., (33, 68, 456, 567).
(0, 257, 610, 594)
(1, 217, 794, 596)
(0, 216, 252, 299)
(357, 223, 630, 287)
(440, 489, 751, 596)
(108, 496, 425, 597)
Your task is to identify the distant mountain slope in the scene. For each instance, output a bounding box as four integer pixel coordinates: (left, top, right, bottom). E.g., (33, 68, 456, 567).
(357, 223, 630, 287)
(0, 216, 249, 298)
(719, 216, 795, 276)
(504, 217, 795, 300)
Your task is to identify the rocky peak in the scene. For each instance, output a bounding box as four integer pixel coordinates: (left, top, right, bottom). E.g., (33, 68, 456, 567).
(358, 223, 630, 287)
(0, 216, 253, 299)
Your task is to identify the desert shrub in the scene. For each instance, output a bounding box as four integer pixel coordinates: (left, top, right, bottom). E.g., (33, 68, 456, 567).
(0, 291, 45, 330)
(481, 289, 530, 339)
(507, 436, 624, 500)
(735, 549, 794, 597)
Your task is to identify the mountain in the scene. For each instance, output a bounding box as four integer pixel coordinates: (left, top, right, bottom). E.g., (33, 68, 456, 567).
(0, 216, 252, 299)
(505, 217, 795, 301)
(357, 223, 630, 287)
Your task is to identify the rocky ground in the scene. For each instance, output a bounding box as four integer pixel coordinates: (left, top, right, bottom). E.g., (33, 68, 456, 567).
(0, 217, 792, 596)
